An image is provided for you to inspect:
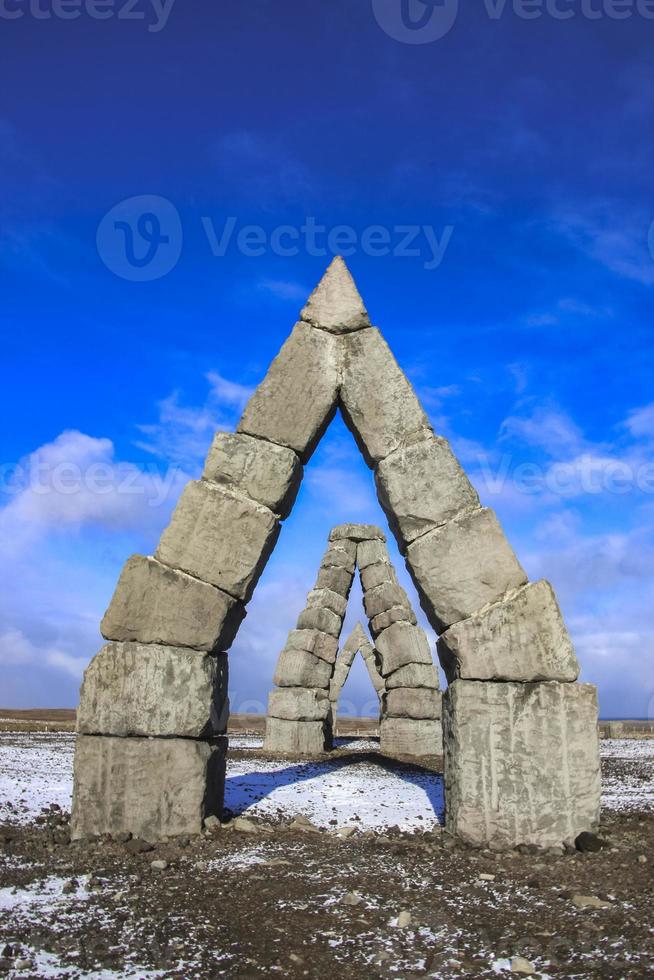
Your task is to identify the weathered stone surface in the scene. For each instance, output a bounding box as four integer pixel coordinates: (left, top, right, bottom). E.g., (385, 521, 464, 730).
(296, 605, 342, 637)
(380, 717, 443, 757)
(285, 629, 339, 665)
(268, 687, 330, 721)
(238, 321, 340, 462)
(71, 736, 226, 841)
(315, 564, 354, 597)
(438, 580, 579, 683)
(443, 680, 601, 849)
(156, 480, 279, 603)
(202, 431, 302, 519)
(263, 718, 328, 754)
(300, 256, 370, 334)
(340, 328, 433, 467)
(376, 622, 433, 675)
(375, 435, 480, 548)
(77, 643, 228, 738)
(305, 588, 348, 618)
(363, 582, 412, 621)
(384, 687, 442, 720)
(356, 538, 389, 569)
(406, 508, 528, 633)
(329, 523, 386, 542)
(364, 655, 385, 694)
(360, 560, 396, 593)
(101, 556, 245, 653)
(320, 548, 356, 573)
(341, 621, 370, 654)
(273, 648, 333, 688)
(370, 605, 417, 637)
(329, 537, 358, 560)
(385, 662, 440, 689)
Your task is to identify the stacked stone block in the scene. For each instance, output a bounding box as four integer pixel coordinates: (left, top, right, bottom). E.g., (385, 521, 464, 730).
(72, 430, 304, 840)
(265, 524, 442, 758)
(264, 528, 356, 754)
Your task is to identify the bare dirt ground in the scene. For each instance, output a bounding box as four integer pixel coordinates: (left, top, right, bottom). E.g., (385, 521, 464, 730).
(0, 731, 653, 979)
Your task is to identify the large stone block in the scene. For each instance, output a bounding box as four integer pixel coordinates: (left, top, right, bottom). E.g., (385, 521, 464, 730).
(340, 328, 433, 467)
(77, 643, 228, 738)
(375, 435, 480, 549)
(443, 680, 601, 849)
(268, 687, 331, 721)
(101, 556, 245, 653)
(375, 622, 433, 675)
(273, 648, 333, 688)
(329, 523, 386, 542)
(356, 538, 390, 569)
(329, 537, 358, 561)
(380, 717, 443, 757)
(406, 508, 528, 633)
(263, 718, 329, 754)
(156, 480, 279, 602)
(370, 605, 417, 638)
(238, 321, 341, 462)
(300, 256, 370, 333)
(315, 564, 354, 597)
(203, 431, 302, 519)
(71, 736, 226, 841)
(363, 581, 411, 620)
(386, 662, 440, 690)
(320, 548, 356, 573)
(383, 687, 442, 720)
(296, 605, 342, 637)
(285, 629, 339, 665)
(360, 560, 397, 593)
(305, 588, 348, 618)
(438, 580, 579, 683)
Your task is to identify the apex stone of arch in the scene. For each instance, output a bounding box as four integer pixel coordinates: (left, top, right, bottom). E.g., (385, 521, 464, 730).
(300, 255, 371, 333)
(71, 256, 601, 850)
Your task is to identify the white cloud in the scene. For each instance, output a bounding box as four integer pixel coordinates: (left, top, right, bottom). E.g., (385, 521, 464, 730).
(257, 278, 308, 302)
(553, 202, 654, 286)
(135, 371, 253, 470)
(500, 405, 586, 457)
(624, 402, 654, 440)
(0, 429, 184, 557)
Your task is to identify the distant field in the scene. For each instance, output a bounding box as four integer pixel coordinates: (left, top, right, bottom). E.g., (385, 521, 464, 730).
(0, 709, 380, 736)
(1, 709, 652, 738)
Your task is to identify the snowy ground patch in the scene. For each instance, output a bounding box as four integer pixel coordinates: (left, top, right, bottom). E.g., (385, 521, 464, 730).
(1, 732, 652, 831)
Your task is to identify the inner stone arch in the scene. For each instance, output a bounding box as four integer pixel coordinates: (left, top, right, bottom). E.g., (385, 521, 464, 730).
(263, 522, 442, 758)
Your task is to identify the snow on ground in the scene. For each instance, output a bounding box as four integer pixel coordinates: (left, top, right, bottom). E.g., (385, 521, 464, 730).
(225, 750, 445, 830)
(1, 732, 653, 830)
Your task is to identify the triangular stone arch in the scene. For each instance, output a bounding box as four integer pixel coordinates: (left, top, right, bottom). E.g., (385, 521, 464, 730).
(72, 257, 601, 851)
(263, 523, 442, 757)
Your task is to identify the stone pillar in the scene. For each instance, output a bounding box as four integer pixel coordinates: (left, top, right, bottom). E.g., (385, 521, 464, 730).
(72, 431, 305, 840)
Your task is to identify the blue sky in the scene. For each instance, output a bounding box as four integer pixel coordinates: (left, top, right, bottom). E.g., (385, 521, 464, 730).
(1, 1, 653, 717)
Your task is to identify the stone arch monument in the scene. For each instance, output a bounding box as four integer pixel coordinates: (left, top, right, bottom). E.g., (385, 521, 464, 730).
(264, 522, 442, 757)
(71, 257, 601, 850)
